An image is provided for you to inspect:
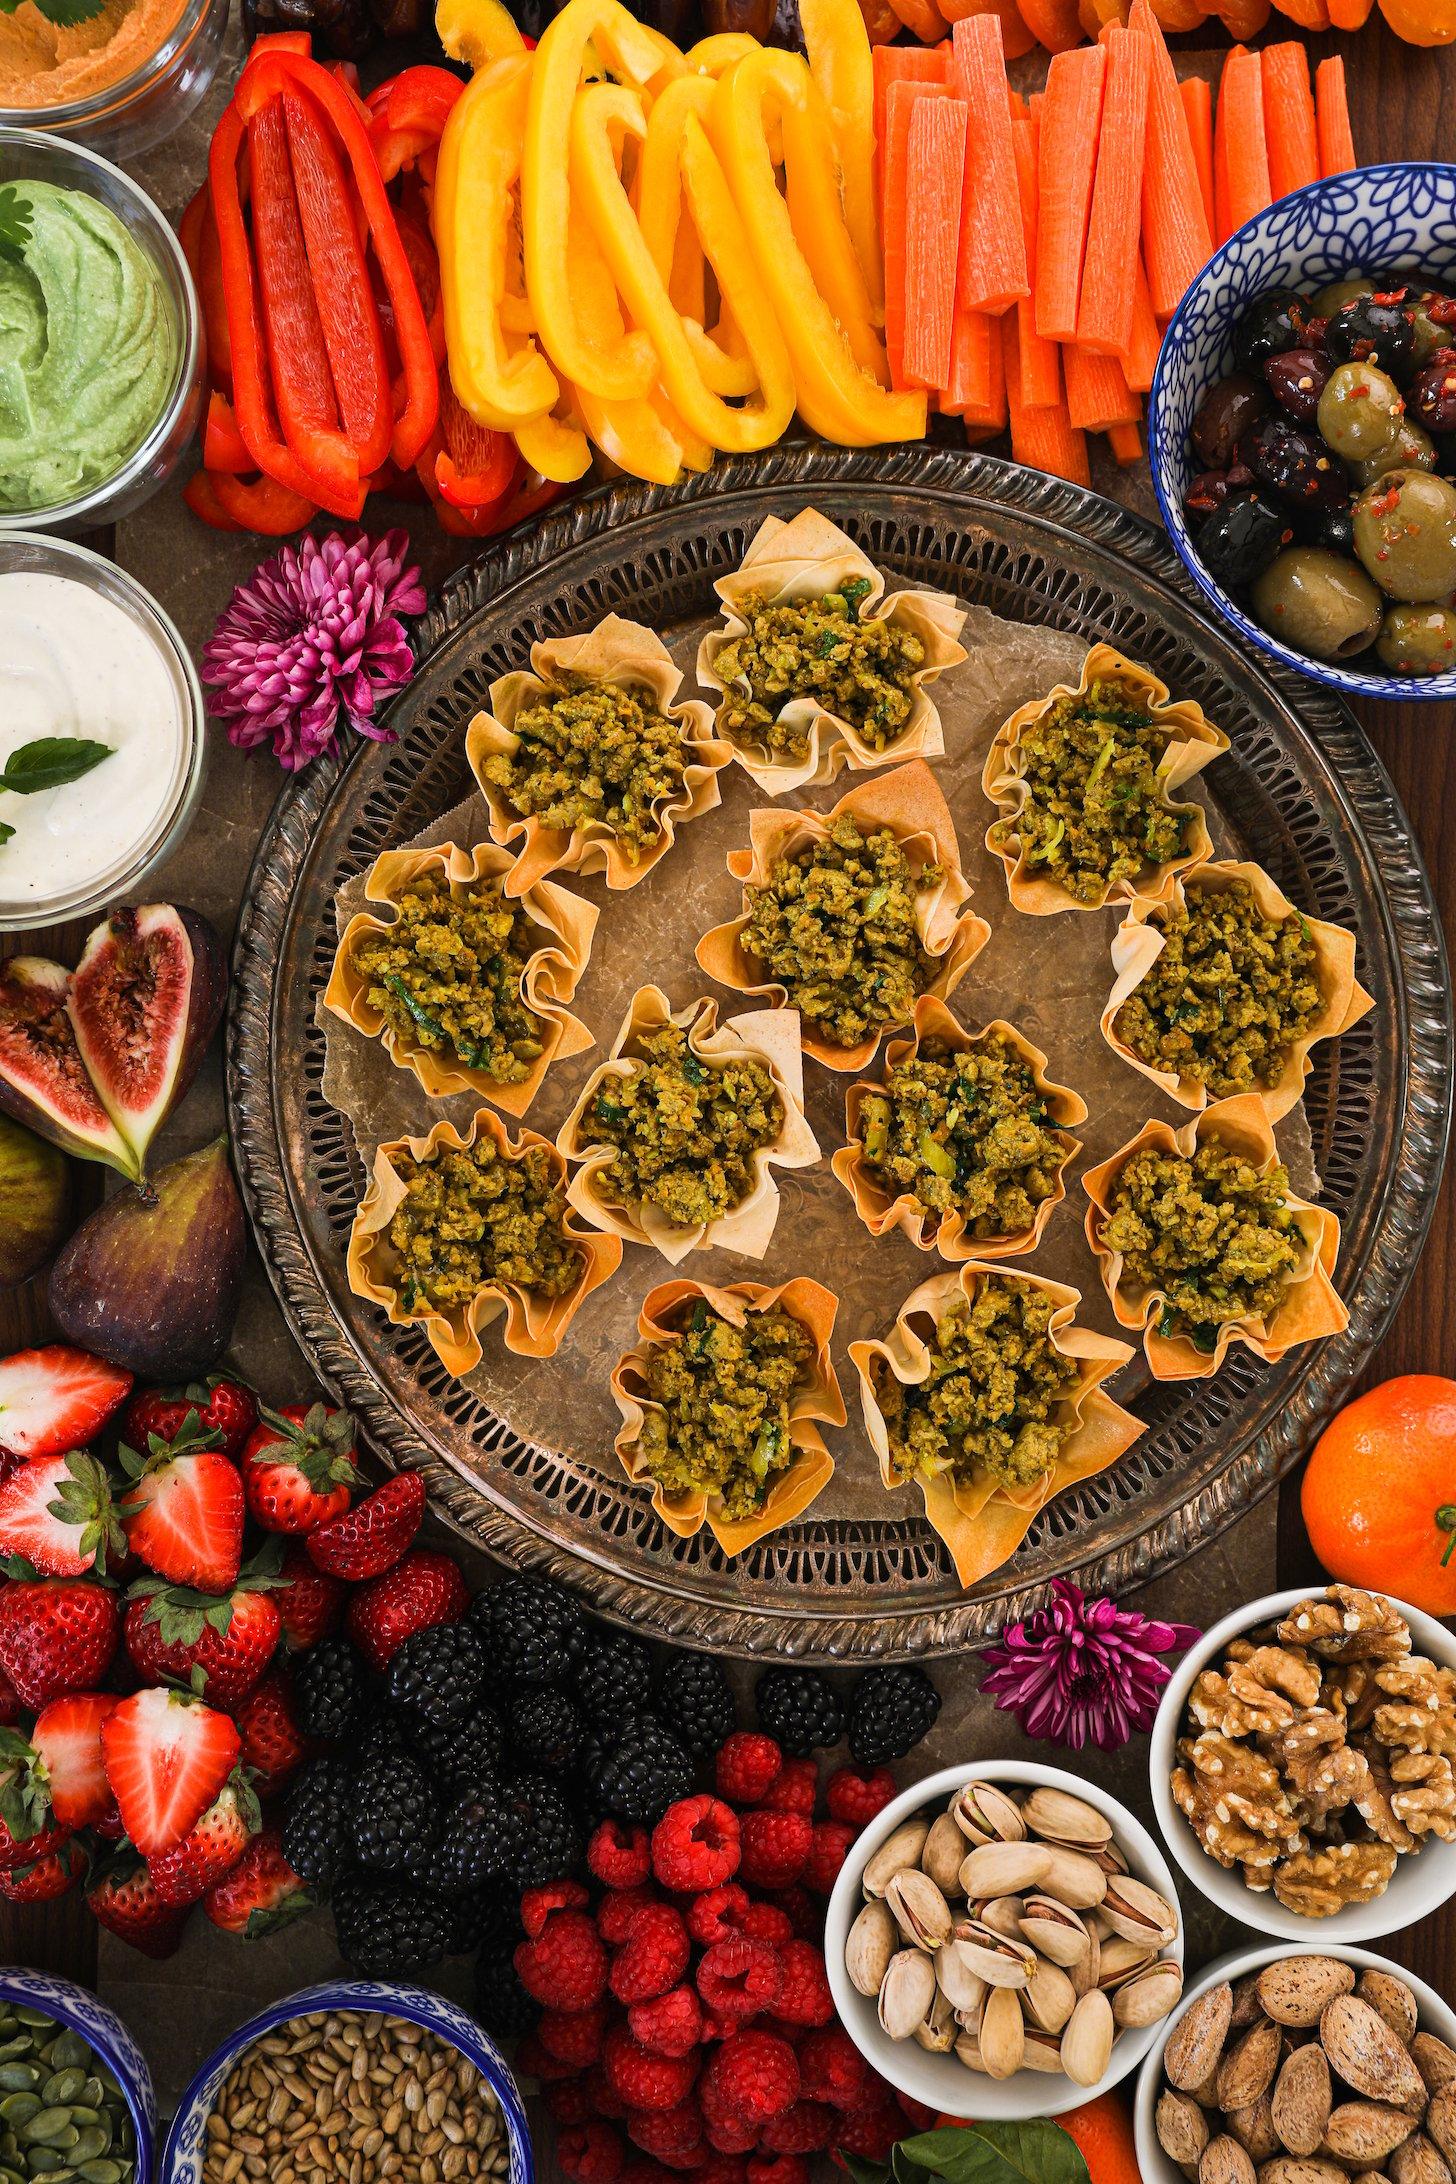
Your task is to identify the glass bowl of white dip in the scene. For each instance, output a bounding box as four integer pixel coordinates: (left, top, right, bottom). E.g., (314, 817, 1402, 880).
(0, 533, 207, 932)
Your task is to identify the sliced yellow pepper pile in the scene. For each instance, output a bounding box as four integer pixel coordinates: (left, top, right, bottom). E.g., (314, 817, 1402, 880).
(433, 0, 926, 486)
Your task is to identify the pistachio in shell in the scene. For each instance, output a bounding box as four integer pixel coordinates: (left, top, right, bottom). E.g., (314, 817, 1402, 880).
(1257, 1958, 1355, 2029)
(1070, 1927, 1102, 1999)
(951, 1782, 1026, 1847)
(973, 1895, 1028, 1941)
(878, 1948, 937, 2040)
(864, 1818, 932, 1898)
(1320, 1997, 1427, 2111)
(1166, 1984, 1236, 2093)
(1356, 1969, 1419, 2047)
(935, 1941, 988, 2017)
(1061, 1989, 1114, 2088)
(884, 1868, 953, 1951)
(958, 1841, 1053, 1899)
(979, 1984, 1026, 2081)
(1201, 2137, 1257, 2184)
(1271, 2043, 1332, 2159)
(1021, 2027, 1068, 2074)
(1217, 2020, 1283, 2114)
(846, 1899, 896, 1996)
(1021, 1786, 1114, 1851)
(922, 1812, 969, 1896)
(1321, 2103, 1417, 2167)
(954, 2031, 988, 2074)
(913, 1986, 956, 2054)
(1099, 1934, 1160, 1989)
(1112, 1959, 1184, 2029)
(1021, 1895, 1091, 1970)
(950, 1918, 1036, 1989)
(1039, 1845, 1109, 1911)
(1023, 1958, 1078, 2035)
(1100, 1874, 1178, 1947)
(1160, 2089, 1213, 2168)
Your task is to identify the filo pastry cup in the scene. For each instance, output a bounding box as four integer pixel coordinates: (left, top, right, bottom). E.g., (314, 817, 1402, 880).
(849, 1263, 1142, 1589)
(611, 1276, 845, 1556)
(1082, 1093, 1347, 1383)
(324, 840, 598, 1118)
(830, 996, 1088, 1261)
(695, 759, 991, 1074)
(695, 508, 969, 794)
(556, 986, 820, 1265)
(982, 642, 1230, 915)
(1100, 858, 1375, 1125)
(465, 613, 732, 896)
(347, 1107, 622, 1375)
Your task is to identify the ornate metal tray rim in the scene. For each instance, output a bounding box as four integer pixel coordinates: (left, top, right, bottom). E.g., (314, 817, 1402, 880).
(226, 444, 1453, 1660)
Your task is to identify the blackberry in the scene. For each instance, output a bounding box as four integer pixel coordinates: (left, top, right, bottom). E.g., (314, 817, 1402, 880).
(847, 1665, 941, 1766)
(572, 1627, 653, 1730)
(407, 1703, 505, 1795)
(429, 1791, 503, 1896)
(473, 1955, 540, 2043)
(473, 1572, 586, 1688)
(508, 1688, 585, 1773)
(388, 1621, 488, 1729)
(293, 1637, 365, 1742)
(333, 1879, 453, 1976)
(586, 1717, 693, 1826)
(449, 1884, 522, 1959)
(282, 1754, 353, 1887)
(349, 1747, 438, 1874)
(755, 1666, 843, 1756)
(493, 1772, 582, 1887)
(654, 1652, 735, 1755)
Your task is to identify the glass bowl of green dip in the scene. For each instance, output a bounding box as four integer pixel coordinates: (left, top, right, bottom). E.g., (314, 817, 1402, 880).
(0, 130, 202, 535)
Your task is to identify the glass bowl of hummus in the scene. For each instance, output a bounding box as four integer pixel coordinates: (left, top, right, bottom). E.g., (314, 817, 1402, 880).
(0, 0, 230, 163)
(0, 130, 202, 534)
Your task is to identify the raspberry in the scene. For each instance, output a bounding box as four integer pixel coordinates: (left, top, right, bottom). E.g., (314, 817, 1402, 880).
(515, 1911, 608, 2010)
(538, 2005, 608, 2068)
(589, 1820, 652, 1889)
(701, 2032, 799, 2129)
(835, 2097, 903, 2159)
(522, 1879, 591, 1936)
(714, 1733, 783, 1806)
(686, 1883, 750, 1947)
(738, 1811, 811, 1889)
(771, 1941, 833, 2027)
(584, 2066, 628, 2122)
(651, 1794, 741, 1892)
(516, 2033, 574, 2083)
(626, 2108, 704, 2171)
(797, 2028, 869, 2111)
(602, 2024, 699, 2115)
(547, 2082, 595, 2127)
(610, 1902, 690, 2005)
(620, 2165, 669, 2184)
(558, 2123, 626, 2184)
(737, 1903, 793, 1947)
(825, 1765, 898, 1829)
(598, 1884, 660, 1946)
(700, 2010, 738, 2044)
(702, 2110, 760, 2157)
(758, 1758, 817, 1817)
(803, 1821, 856, 1895)
(696, 1936, 783, 2024)
(747, 2158, 808, 2184)
(759, 2103, 834, 2154)
(696, 2161, 749, 2184)
(764, 1887, 819, 1940)
(629, 1983, 703, 2058)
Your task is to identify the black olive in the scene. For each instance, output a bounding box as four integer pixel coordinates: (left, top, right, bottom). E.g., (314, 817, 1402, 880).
(1233, 289, 1315, 373)
(1195, 492, 1290, 590)
(1263, 348, 1332, 424)
(1408, 354, 1456, 435)
(1326, 294, 1417, 382)
(1184, 471, 1232, 520)
(1243, 415, 1351, 514)
(1191, 373, 1271, 470)
(1297, 506, 1356, 555)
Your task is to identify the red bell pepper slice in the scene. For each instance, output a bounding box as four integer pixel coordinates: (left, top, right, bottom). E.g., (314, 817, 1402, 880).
(179, 184, 233, 391)
(208, 469, 319, 533)
(282, 82, 393, 474)
(435, 376, 515, 508)
(203, 389, 253, 473)
(368, 66, 462, 184)
(183, 469, 243, 531)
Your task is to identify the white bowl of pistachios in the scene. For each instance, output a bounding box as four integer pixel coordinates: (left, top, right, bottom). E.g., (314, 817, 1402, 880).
(824, 1760, 1186, 2121)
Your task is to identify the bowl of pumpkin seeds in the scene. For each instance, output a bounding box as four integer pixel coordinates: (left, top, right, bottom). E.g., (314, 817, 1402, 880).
(0, 1972, 154, 2184)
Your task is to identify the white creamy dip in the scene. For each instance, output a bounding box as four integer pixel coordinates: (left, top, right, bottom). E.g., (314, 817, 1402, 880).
(0, 570, 188, 914)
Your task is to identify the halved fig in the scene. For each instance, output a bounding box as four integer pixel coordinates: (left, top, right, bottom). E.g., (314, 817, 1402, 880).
(68, 906, 227, 1177)
(0, 957, 138, 1181)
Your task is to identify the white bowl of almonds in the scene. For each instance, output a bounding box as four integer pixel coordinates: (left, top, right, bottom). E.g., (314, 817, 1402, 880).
(1150, 1583, 1456, 1943)
(1133, 1943, 1456, 2184)
(824, 1760, 1185, 2121)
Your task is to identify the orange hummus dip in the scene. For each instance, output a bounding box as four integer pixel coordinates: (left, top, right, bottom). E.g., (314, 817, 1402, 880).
(0, 0, 190, 108)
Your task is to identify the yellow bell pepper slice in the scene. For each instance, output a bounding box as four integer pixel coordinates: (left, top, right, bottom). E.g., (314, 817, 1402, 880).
(800, 0, 881, 319)
(566, 200, 687, 485)
(435, 0, 523, 69)
(684, 31, 758, 73)
(513, 375, 593, 482)
(636, 74, 757, 400)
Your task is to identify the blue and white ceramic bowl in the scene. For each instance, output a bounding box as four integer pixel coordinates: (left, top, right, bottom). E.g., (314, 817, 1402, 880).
(0, 1968, 156, 2184)
(1150, 161, 1456, 701)
(160, 1982, 532, 2184)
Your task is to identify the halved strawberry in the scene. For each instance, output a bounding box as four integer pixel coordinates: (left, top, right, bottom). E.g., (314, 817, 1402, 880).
(31, 1692, 120, 1830)
(123, 1579, 281, 1709)
(0, 1450, 123, 1577)
(119, 1416, 243, 1592)
(148, 1775, 260, 1906)
(87, 1849, 190, 1959)
(0, 1724, 68, 1869)
(235, 1668, 309, 1797)
(305, 1470, 425, 1581)
(0, 1348, 133, 1462)
(243, 1402, 358, 1535)
(274, 1542, 344, 1653)
(0, 1576, 120, 1709)
(0, 1836, 88, 1903)
(100, 1686, 240, 1858)
(203, 1824, 310, 1937)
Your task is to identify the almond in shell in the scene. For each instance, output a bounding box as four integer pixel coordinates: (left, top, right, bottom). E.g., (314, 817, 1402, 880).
(1424, 2089, 1456, 2169)
(1321, 2103, 1417, 2167)
(1391, 2131, 1456, 2184)
(1271, 2043, 1332, 2158)
(1231, 2094, 1281, 2165)
(1201, 2138, 1257, 2184)
(1415, 2037, 1456, 2097)
(1167, 1984, 1236, 2092)
(1257, 1959, 1356, 2029)
(1219, 2020, 1284, 2114)
(1159, 2089, 1212, 2168)
(1255, 2162, 1346, 2184)
(1356, 1971, 1419, 2047)
(1320, 1997, 1427, 2111)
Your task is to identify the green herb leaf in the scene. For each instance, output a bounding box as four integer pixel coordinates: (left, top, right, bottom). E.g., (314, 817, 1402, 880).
(0, 824, 13, 849)
(892, 2123, 1092, 2184)
(0, 185, 31, 268)
(0, 737, 114, 796)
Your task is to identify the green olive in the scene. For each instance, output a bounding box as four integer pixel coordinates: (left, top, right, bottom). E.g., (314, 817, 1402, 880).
(1409, 289, 1455, 367)
(1250, 547, 1383, 659)
(1311, 277, 1375, 318)
(1353, 419, 1438, 488)
(1316, 361, 1406, 461)
(1352, 468, 1456, 600)
(1375, 602, 1456, 674)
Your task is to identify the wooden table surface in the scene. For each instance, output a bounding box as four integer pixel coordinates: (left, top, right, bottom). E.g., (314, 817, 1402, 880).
(3, 2, 1454, 2052)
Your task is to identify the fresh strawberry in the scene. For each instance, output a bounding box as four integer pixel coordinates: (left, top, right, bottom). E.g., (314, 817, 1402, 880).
(119, 1415, 243, 1592)
(202, 1824, 310, 1936)
(31, 1692, 120, 1829)
(235, 1667, 309, 1796)
(0, 1836, 88, 1903)
(345, 1548, 468, 1673)
(87, 1850, 190, 1959)
(0, 1576, 120, 1708)
(305, 1470, 424, 1581)
(148, 1775, 260, 1906)
(0, 1348, 133, 1462)
(243, 1402, 358, 1536)
(101, 1686, 240, 1857)
(0, 1671, 23, 1727)
(0, 1725, 68, 1869)
(273, 1543, 344, 1652)
(123, 1578, 281, 1709)
(123, 1380, 258, 1464)
(0, 1450, 123, 1577)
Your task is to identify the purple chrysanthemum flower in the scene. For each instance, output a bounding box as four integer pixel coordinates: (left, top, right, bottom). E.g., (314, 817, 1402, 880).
(201, 528, 426, 771)
(979, 1579, 1200, 1751)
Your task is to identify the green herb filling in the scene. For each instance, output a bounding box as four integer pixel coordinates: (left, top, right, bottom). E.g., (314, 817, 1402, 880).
(638, 1302, 813, 1518)
(714, 580, 924, 759)
(876, 1278, 1081, 1492)
(582, 1020, 784, 1229)
(386, 1138, 580, 1314)
(1101, 1140, 1302, 1350)
(482, 673, 687, 863)
(352, 874, 547, 1084)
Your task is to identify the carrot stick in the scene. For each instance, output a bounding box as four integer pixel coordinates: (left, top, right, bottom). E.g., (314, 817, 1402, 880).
(905, 95, 970, 390)
(1012, 115, 1059, 407)
(1261, 43, 1319, 200)
(1004, 312, 1090, 484)
(946, 306, 1006, 425)
(939, 0, 1038, 59)
(1129, 0, 1213, 318)
(883, 78, 950, 387)
(1076, 26, 1152, 356)
(873, 44, 946, 180)
(1180, 77, 1216, 243)
(1213, 45, 1271, 246)
(1125, 252, 1162, 389)
(1063, 342, 1140, 428)
(1315, 56, 1357, 177)
(1107, 417, 1143, 463)
(1035, 44, 1107, 342)
(949, 13, 1029, 314)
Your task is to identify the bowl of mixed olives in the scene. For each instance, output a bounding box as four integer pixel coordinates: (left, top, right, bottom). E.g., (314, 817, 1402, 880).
(1150, 162, 1456, 697)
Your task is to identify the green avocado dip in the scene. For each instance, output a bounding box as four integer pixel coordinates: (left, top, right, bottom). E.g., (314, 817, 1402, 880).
(352, 874, 547, 1085)
(480, 674, 686, 864)
(582, 1020, 784, 1229)
(385, 1136, 579, 1315)
(990, 677, 1194, 905)
(0, 183, 177, 513)
(638, 1299, 813, 1518)
(857, 1030, 1069, 1240)
(1100, 1140, 1301, 1351)
(740, 813, 942, 1050)
(1113, 878, 1323, 1100)
(875, 1278, 1080, 1492)
(714, 581, 925, 760)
